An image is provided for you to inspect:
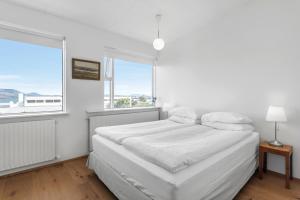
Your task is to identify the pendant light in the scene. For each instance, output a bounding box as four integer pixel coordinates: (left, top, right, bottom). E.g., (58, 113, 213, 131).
(153, 14, 165, 51)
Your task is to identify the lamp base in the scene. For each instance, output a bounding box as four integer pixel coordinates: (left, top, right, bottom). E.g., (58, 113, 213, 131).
(268, 140, 283, 147)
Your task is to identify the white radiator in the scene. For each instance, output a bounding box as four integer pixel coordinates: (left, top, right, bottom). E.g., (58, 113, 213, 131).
(89, 109, 159, 151)
(0, 120, 56, 172)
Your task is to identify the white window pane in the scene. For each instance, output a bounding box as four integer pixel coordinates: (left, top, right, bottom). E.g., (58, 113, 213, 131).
(114, 59, 153, 108)
(0, 38, 63, 115)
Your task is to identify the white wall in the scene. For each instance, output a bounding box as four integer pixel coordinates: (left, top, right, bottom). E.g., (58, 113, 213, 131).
(157, 0, 300, 178)
(0, 1, 153, 174)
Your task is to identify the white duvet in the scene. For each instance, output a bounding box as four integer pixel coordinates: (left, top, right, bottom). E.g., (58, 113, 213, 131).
(123, 125, 253, 173)
(95, 119, 192, 144)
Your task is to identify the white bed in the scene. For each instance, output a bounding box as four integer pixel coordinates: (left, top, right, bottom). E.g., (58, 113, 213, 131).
(95, 119, 194, 144)
(88, 125, 259, 200)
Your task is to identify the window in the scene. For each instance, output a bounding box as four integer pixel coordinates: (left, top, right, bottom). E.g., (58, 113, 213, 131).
(104, 57, 153, 109)
(0, 24, 65, 115)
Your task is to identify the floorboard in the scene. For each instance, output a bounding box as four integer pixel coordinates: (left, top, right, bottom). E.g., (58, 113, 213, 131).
(0, 157, 299, 200)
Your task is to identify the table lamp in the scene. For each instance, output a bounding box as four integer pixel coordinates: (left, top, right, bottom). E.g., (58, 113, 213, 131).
(266, 105, 287, 147)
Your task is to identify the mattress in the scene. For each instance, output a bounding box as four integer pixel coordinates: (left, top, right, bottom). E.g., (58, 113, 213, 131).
(95, 119, 193, 144)
(91, 131, 259, 200)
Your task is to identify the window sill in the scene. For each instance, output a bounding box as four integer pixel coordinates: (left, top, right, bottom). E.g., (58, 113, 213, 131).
(86, 107, 160, 116)
(0, 111, 69, 120)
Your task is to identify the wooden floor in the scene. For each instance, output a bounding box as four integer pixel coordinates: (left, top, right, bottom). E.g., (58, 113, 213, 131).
(0, 158, 299, 200)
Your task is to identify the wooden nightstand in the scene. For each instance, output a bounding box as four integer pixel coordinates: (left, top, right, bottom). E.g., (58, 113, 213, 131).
(259, 142, 293, 189)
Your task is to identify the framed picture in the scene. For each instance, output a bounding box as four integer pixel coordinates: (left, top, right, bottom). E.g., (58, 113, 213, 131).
(72, 58, 100, 80)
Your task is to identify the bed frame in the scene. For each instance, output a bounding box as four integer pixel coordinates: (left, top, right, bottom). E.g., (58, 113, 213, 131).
(88, 151, 257, 200)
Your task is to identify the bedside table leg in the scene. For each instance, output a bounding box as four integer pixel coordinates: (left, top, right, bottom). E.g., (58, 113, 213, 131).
(263, 152, 267, 173)
(285, 155, 290, 189)
(290, 153, 293, 180)
(259, 150, 264, 179)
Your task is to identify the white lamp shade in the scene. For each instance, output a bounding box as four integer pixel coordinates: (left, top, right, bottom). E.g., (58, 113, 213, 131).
(153, 38, 165, 51)
(266, 106, 287, 122)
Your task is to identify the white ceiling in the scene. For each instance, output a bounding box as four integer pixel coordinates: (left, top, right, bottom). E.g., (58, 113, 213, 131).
(3, 0, 248, 44)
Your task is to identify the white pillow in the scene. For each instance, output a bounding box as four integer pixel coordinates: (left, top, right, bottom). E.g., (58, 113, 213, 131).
(169, 115, 200, 124)
(168, 106, 199, 120)
(202, 121, 255, 131)
(201, 112, 253, 124)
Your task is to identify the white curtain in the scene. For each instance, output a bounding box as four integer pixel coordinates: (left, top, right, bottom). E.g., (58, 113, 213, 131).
(104, 57, 113, 80)
(0, 23, 64, 48)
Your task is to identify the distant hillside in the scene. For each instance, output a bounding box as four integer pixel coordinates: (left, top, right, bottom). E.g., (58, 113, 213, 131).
(0, 89, 20, 103)
(26, 92, 41, 96)
(0, 89, 41, 103)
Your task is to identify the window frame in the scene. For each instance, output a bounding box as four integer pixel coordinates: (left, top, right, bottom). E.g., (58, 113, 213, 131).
(0, 22, 67, 118)
(104, 55, 155, 110)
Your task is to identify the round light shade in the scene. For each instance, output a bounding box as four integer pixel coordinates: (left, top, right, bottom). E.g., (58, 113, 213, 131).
(153, 38, 165, 51)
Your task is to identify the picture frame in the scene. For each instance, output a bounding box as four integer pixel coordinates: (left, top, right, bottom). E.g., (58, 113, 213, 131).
(72, 58, 100, 80)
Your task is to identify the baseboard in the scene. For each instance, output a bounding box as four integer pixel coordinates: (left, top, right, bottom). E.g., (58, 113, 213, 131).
(0, 155, 88, 179)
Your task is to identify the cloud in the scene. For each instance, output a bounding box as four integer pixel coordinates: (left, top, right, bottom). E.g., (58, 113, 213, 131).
(0, 75, 20, 81)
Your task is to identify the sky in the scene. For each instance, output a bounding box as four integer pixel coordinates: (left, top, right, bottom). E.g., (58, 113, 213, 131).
(0, 38, 152, 97)
(0, 38, 62, 95)
(113, 59, 152, 96)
